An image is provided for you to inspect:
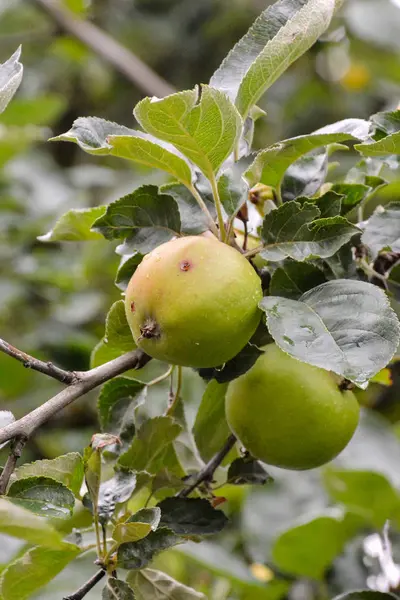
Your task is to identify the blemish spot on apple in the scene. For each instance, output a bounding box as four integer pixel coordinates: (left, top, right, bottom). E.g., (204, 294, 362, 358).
(130, 301, 135, 312)
(179, 260, 192, 272)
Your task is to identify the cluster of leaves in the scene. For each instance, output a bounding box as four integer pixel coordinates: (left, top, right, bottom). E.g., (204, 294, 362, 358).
(1, 0, 400, 599)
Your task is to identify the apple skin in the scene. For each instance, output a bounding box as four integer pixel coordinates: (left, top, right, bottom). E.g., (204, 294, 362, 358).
(124, 236, 263, 368)
(225, 344, 360, 470)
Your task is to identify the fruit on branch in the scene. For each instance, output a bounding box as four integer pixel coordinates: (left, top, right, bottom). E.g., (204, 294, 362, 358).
(124, 236, 262, 368)
(225, 344, 360, 470)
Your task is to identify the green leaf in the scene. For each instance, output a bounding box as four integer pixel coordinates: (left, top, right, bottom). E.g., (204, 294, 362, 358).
(310, 190, 343, 218)
(193, 381, 230, 462)
(0, 94, 66, 127)
(323, 469, 400, 528)
(112, 522, 153, 545)
(0, 498, 64, 548)
(260, 279, 400, 388)
(260, 201, 359, 261)
(108, 134, 193, 187)
(91, 300, 134, 368)
(102, 578, 136, 599)
(245, 120, 369, 189)
(127, 568, 206, 599)
(161, 183, 216, 235)
(38, 207, 106, 242)
(0, 543, 80, 600)
(281, 149, 328, 201)
(128, 507, 161, 529)
(98, 377, 145, 450)
(115, 253, 144, 291)
(6, 476, 75, 518)
(117, 527, 180, 570)
(118, 416, 182, 473)
(12, 453, 84, 497)
(388, 263, 400, 301)
(356, 133, 400, 156)
(157, 497, 228, 536)
(227, 457, 272, 486)
(52, 116, 193, 185)
(361, 202, 400, 258)
(98, 470, 137, 523)
(210, 0, 338, 118)
(134, 86, 242, 179)
(330, 183, 370, 215)
(92, 185, 181, 253)
(269, 260, 326, 299)
(272, 516, 347, 579)
(0, 47, 23, 114)
(217, 169, 248, 218)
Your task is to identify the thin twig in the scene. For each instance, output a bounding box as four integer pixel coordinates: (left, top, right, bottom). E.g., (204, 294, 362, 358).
(0, 338, 77, 384)
(63, 569, 106, 600)
(0, 437, 27, 494)
(0, 350, 150, 446)
(34, 0, 175, 98)
(178, 434, 237, 498)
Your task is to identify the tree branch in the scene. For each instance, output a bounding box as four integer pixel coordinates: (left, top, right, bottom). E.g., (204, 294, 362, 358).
(63, 569, 106, 600)
(33, 0, 175, 98)
(0, 349, 150, 446)
(0, 437, 27, 495)
(0, 338, 77, 384)
(178, 434, 237, 498)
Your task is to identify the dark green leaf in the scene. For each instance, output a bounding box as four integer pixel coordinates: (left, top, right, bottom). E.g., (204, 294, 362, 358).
(330, 183, 370, 215)
(38, 207, 106, 242)
(227, 457, 272, 486)
(102, 578, 136, 599)
(92, 185, 180, 250)
(98, 377, 146, 450)
(0, 47, 23, 114)
(12, 453, 84, 497)
(115, 253, 144, 291)
(260, 279, 400, 388)
(324, 241, 358, 279)
(0, 498, 64, 548)
(98, 470, 137, 523)
(272, 516, 347, 579)
(269, 260, 326, 299)
(261, 201, 359, 261)
(371, 110, 400, 136)
(362, 202, 400, 258)
(193, 381, 230, 462)
(117, 527, 180, 570)
(7, 476, 75, 519)
(281, 149, 327, 201)
(157, 497, 228, 536)
(312, 190, 343, 218)
(118, 416, 182, 473)
(160, 183, 216, 235)
(127, 568, 206, 599)
(128, 507, 161, 529)
(0, 543, 80, 600)
(197, 343, 263, 384)
(323, 469, 400, 528)
(388, 263, 400, 300)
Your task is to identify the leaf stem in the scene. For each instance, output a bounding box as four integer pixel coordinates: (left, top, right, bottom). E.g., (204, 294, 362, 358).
(189, 185, 219, 237)
(147, 365, 174, 386)
(93, 513, 103, 559)
(0, 437, 27, 494)
(167, 365, 182, 416)
(243, 244, 264, 259)
(210, 175, 227, 242)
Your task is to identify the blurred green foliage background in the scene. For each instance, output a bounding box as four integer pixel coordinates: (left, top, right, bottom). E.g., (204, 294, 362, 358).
(1, 0, 400, 598)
